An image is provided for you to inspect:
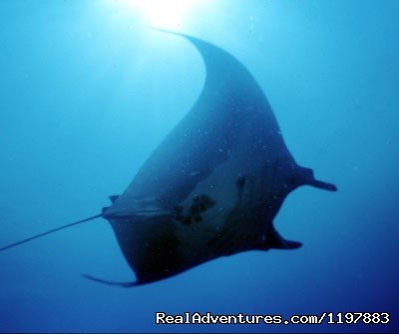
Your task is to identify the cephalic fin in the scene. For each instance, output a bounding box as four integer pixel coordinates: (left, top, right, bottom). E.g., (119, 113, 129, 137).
(297, 167, 337, 192)
(307, 179, 337, 192)
(259, 228, 302, 250)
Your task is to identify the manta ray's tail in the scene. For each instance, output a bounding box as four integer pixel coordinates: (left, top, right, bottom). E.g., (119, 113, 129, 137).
(81, 274, 137, 288)
(0, 214, 103, 252)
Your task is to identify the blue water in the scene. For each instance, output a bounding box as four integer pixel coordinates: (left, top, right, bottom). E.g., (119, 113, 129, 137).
(1, 0, 398, 332)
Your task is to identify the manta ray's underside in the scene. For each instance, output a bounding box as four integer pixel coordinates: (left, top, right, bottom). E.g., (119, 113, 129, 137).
(0, 31, 337, 287)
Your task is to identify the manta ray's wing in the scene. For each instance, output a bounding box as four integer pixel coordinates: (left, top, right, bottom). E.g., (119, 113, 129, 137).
(106, 31, 290, 218)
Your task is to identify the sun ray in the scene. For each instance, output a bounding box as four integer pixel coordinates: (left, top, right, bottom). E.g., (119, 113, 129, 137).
(116, 0, 200, 29)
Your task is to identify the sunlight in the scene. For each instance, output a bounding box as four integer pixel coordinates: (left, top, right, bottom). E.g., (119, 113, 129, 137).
(117, 0, 200, 29)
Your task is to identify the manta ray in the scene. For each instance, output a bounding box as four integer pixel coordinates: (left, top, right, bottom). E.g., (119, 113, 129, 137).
(0, 31, 337, 287)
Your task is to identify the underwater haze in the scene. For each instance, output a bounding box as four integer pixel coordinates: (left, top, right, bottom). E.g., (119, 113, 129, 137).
(0, 0, 398, 332)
